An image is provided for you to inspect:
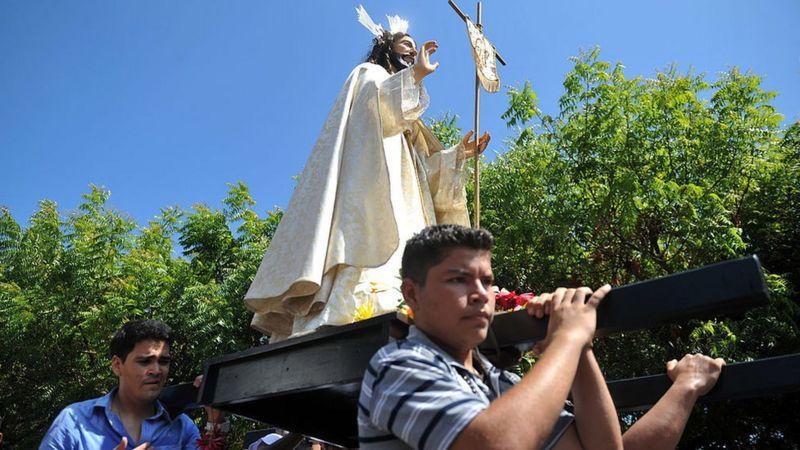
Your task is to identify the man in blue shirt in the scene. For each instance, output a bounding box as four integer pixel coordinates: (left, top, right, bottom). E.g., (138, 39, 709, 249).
(40, 320, 224, 450)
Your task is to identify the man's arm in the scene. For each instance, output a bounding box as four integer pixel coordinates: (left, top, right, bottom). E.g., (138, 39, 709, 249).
(622, 354, 725, 450)
(451, 287, 606, 450)
(564, 348, 623, 450)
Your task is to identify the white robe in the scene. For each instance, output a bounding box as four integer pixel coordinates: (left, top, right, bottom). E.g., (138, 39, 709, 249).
(245, 63, 470, 338)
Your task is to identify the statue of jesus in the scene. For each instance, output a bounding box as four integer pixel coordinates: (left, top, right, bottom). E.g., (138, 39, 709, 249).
(245, 6, 490, 340)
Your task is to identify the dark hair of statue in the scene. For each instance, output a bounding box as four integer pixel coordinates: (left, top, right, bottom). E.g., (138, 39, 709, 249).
(109, 319, 174, 361)
(364, 31, 411, 74)
(401, 224, 494, 286)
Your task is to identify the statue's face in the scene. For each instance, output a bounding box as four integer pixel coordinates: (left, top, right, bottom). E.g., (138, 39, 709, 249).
(391, 35, 417, 68)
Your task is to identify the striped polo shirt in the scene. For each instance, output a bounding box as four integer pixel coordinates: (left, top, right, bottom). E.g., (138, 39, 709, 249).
(358, 326, 574, 450)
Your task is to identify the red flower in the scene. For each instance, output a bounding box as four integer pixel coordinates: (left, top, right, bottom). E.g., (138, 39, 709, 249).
(495, 289, 535, 311)
(495, 289, 516, 310)
(516, 292, 535, 308)
(197, 431, 227, 450)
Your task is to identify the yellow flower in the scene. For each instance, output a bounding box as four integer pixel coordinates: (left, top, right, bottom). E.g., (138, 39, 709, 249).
(354, 296, 376, 322)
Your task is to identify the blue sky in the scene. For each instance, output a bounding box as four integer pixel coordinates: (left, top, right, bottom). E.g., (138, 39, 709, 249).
(2, 0, 798, 225)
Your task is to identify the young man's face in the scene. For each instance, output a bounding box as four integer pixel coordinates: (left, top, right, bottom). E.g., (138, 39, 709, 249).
(403, 247, 495, 356)
(111, 339, 171, 404)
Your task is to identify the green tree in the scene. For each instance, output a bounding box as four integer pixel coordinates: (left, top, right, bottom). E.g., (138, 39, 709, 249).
(475, 48, 799, 447)
(0, 183, 280, 448)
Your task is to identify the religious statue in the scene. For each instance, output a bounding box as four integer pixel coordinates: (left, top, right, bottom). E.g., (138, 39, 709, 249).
(244, 6, 490, 340)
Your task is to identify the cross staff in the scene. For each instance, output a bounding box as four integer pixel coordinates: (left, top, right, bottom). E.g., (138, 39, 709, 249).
(448, 0, 506, 228)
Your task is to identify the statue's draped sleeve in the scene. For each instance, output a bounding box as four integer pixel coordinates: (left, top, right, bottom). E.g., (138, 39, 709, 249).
(420, 140, 470, 226)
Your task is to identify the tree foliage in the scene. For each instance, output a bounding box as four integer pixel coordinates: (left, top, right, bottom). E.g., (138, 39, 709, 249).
(472, 48, 800, 447)
(0, 182, 281, 448)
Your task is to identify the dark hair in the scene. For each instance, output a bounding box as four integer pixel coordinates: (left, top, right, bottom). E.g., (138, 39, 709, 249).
(110, 320, 173, 361)
(365, 31, 412, 73)
(401, 224, 494, 285)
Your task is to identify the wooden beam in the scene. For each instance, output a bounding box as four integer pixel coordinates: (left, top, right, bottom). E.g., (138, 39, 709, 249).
(158, 382, 199, 419)
(481, 255, 768, 354)
(199, 314, 395, 406)
(608, 353, 800, 412)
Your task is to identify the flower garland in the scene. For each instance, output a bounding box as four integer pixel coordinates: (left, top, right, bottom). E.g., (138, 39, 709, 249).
(494, 288, 534, 311)
(395, 288, 532, 324)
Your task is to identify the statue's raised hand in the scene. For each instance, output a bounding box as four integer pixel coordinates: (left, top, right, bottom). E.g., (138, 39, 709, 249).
(413, 41, 439, 83)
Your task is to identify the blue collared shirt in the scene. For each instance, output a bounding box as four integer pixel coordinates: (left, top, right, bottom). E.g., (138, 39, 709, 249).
(39, 389, 200, 450)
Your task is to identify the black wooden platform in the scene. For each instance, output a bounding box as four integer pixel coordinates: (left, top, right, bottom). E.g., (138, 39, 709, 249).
(176, 353, 800, 446)
(195, 255, 799, 447)
(199, 314, 398, 446)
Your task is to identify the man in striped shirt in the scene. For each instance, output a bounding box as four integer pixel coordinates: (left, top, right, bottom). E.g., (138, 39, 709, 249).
(358, 224, 724, 449)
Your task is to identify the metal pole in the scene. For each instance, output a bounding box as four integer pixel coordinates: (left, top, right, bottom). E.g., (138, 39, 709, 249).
(473, 1, 482, 228)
